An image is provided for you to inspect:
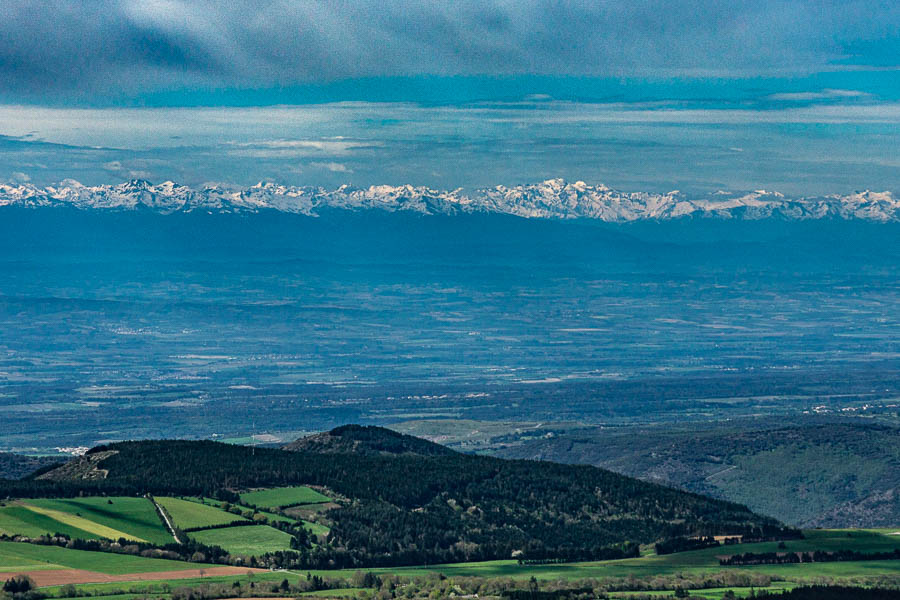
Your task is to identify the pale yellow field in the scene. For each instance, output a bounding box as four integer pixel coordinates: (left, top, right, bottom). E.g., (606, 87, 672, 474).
(20, 505, 146, 543)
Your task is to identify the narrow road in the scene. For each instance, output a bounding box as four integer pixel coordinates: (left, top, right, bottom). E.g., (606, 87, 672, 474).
(705, 464, 738, 481)
(146, 494, 182, 544)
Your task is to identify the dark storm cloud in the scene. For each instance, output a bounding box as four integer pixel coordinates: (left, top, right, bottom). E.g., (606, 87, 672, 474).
(1, 0, 898, 101)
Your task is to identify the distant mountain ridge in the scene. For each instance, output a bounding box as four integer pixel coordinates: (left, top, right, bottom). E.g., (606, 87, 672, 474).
(1, 178, 898, 222)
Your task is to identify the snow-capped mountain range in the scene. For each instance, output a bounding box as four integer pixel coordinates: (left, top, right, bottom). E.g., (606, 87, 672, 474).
(1, 178, 898, 222)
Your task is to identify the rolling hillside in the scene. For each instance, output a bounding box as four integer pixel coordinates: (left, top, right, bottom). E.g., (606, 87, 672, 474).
(494, 419, 900, 527)
(2, 427, 797, 569)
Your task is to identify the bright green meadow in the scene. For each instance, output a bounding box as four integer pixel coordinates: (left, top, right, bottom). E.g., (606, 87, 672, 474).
(24, 498, 172, 545)
(238, 486, 330, 509)
(187, 524, 295, 556)
(154, 497, 247, 530)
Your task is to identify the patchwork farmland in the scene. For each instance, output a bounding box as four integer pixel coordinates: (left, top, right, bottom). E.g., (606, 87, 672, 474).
(157, 495, 330, 556)
(0, 490, 332, 560)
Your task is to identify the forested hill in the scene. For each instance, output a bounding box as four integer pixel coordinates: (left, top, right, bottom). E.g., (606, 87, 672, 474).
(0, 452, 62, 480)
(4, 428, 798, 568)
(283, 424, 457, 456)
(494, 420, 900, 528)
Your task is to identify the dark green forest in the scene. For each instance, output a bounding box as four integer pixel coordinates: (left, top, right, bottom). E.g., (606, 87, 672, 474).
(0, 454, 61, 480)
(283, 424, 458, 456)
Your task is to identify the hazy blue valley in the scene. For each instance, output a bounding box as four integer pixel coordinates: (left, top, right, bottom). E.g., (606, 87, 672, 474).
(3, 208, 899, 454)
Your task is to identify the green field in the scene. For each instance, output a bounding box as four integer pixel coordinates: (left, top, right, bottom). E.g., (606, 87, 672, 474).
(0, 505, 99, 541)
(239, 486, 330, 509)
(76, 595, 165, 600)
(255, 508, 296, 523)
(154, 497, 247, 530)
(39, 571, 298, 597)
(3, 528, 900, 600)
(191, 496, 295, 522)
(75, 595, 167, 600)
(19, 505, 144, 543)
(304, 520, 330, 537)
(24, 498, 172, 545)
(302, 588, 368, 597)
(250, 508, 329, 537)
(355, 529, 900, 581)
(0, 541, 56, 572)
(188, 524, 295, 556)
(610, 583, 796, 598)
(184, 497, 329, 537)
(0, 540, 204, 574)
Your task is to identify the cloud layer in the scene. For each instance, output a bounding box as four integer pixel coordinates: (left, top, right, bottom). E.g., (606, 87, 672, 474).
(2, 100, 899, 194)
(1, 0, 899, 102)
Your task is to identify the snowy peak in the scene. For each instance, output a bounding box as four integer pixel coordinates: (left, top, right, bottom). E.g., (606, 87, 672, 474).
(480, 179, 686, 221)
(0, 179, 897, 222)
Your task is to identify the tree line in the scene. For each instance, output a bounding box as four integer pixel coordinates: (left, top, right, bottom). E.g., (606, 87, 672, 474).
(720, 548, 900, 566)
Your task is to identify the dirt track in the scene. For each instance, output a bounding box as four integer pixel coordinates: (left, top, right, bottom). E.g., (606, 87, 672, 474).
(8, 566, 267, 587)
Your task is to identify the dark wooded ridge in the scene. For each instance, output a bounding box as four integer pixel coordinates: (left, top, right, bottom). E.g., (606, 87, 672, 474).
(0, 427, 798, 568)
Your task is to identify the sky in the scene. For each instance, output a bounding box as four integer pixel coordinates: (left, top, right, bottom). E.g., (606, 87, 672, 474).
(1, 0, 898, 193)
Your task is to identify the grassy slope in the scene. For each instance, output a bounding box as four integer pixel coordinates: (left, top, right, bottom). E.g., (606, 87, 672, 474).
(186, 497, 329, 537)
(188, 524, 295, 556)
(301, 589, 369, 597)
(366, 555, 900, 581)
(0, 542, 56, 572)
(254, 508, 296, 524)
(25, 498, 171, 545)
(239, 486, 330, 509)
(39, 572, 298, 597)
(65, 595, 165, 600)
(249, 507, 330, 537)
(0, 540, 204, 574)
(20, 505, 144, 543)
(9, 529, 895, 582)
(303, 520, 330, 537)
(0, 505, 99, 540)
(155, 497, 247, 530)
(610, 584, 796, 598)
